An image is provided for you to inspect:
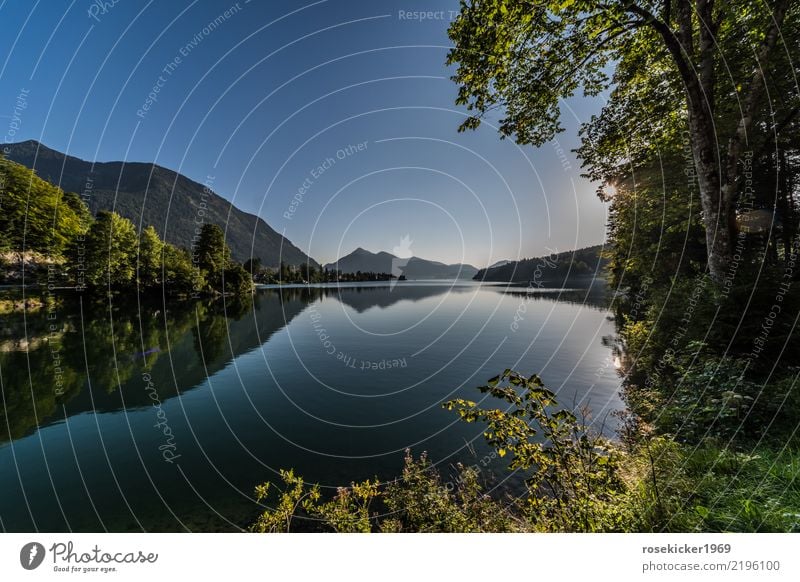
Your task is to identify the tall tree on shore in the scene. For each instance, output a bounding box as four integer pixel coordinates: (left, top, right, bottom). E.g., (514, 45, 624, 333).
(137, 225, 165, 288)
(243, 257, 262, 277)
(162, 244, 205, 295)
(82, 210, 138, 287)
(0, 158, 88, 258)
(195, 223, 231, 285)
(447, 0, 796, 285)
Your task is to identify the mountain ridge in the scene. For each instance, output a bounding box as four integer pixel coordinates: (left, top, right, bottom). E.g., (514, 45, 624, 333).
(3, 140, 317, 269)
(473, 245, 607, 283)
(324, 247, 478, 279)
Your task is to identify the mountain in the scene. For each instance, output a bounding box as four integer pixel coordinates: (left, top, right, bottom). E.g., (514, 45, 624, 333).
(324, 247, 478, 279)
(4, 140, 316, 268)
(474, 245, 608, 283)
(325, 247, 396, 273)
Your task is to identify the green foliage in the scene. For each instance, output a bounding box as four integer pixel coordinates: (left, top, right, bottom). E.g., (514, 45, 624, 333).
(222, 263, 254, 296)
(0, 157, 88, 257)
(380, 450, 524, 532)
(137, 225, 164, 288)
(162, 244, 204, 296)
(195, 224, 231, 283)
(603, 170, 707, 295)
(251, 469, 380, 533)
(242, 257, 261, 276)
(447, 1, 799, 146)
(251, 452, 523, 533)
(252, 372, 634, 533)
(627, 341, 800, 445)
(79, 210, 138, 287)
(62, 191, 92, 229)
(444, 370, 629, 531)
(188, 223, 253, 294)
(0, 173, 251, 296)
(447, 0, 620, 145)
(634, 442, 800, 532)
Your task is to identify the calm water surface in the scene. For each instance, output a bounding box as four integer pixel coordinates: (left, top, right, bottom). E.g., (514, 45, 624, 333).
(0, 282, 622, 531)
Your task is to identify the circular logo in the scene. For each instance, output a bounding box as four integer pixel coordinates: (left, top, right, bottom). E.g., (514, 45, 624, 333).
(19, 542, 46, 570)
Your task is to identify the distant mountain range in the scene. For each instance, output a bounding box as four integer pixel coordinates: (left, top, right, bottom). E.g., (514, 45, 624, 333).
(324, 247, 478, 279)
(4, 140, 316, 268)
(3, 141, 600, 278)
(474, 245, 608, 283)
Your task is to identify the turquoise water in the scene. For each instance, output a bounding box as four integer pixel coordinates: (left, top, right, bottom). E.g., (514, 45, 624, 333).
(0, 282, 622, 531)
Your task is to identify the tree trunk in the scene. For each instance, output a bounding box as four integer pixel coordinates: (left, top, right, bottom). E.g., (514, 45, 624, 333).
(698, 176, 733, 285)
(640, 0, 791, 287)
(687, 98, 732, 284)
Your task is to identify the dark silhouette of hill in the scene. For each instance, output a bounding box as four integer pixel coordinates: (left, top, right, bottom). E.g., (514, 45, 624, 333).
(4, 140, 316, 268)
(324, 247, 478, 279)
(474, 245, 608, 284)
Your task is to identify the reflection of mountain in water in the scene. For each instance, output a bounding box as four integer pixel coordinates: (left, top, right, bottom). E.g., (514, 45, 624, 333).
(269, 282, 610, 312)
(0, 283, 609, 443)
(0, 291, 307, 442)
(268, 284, 468, 313)
(327, 285, 459, 313)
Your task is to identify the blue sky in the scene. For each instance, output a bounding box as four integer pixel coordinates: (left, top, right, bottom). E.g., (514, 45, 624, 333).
(0, 0, 609, 267)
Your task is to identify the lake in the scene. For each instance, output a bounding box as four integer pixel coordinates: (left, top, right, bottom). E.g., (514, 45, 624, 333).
(0, 281, 623, 531)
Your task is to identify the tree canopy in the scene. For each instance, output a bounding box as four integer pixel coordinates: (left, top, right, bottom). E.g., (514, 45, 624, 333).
(448, 0, 798, 283)
(1, 156, 251, 296)
(0, 157, 88, 257)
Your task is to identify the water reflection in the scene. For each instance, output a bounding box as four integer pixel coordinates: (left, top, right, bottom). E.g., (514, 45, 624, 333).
(0, 283, 622, 531)
(0, 292, 308, 442)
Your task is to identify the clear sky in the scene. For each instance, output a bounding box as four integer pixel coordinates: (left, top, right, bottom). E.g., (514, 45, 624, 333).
(0, 0, 609, 267)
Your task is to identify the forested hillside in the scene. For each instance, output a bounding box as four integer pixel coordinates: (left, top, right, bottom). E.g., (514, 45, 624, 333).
(5, 140, 315, 268)
(473, 245, 607, 283)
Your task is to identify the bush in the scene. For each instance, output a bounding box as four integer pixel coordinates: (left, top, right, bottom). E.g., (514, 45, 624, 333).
(252, 371, 633, 533)
(250, 371, 800, 533)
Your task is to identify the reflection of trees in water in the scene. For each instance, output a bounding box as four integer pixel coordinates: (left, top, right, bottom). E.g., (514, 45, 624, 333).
(0, 290, 306, 443)
(1, 285, 610, 443)
(192, 303, 230, 365)
(0, 328, 84, 443)
(499, 284, 610, 311)
(268, 283, 610, 312)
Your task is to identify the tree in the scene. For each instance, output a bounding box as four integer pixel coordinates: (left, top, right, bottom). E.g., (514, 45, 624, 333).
(447, 0, 797, 285)
(194, 223, 231, 286)
(243, 257, 262, 276)
(298, 262, 319, 282)
(81, 210, 137, 287)
(62, 191, 92, 228)
(137, 225, 164, 288)
(223, 263, 254, 295)
(162, 244, 204, 295)
(0, 158, 88, 258)
(602, 159, 708, 295)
